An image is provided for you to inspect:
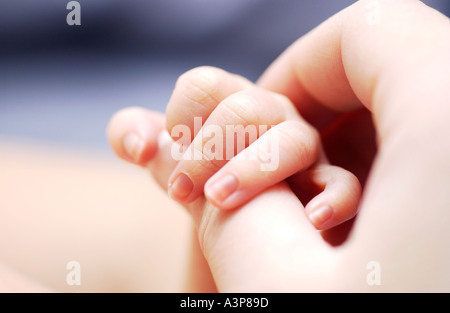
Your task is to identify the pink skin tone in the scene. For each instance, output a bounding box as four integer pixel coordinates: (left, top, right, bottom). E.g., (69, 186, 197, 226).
(163, 68, 361, 230)
(107, 0, 450, 292)
(2, 0, 449, 293)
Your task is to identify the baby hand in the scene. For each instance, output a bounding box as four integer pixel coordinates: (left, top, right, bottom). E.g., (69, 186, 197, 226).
(166, 66, 361, 230)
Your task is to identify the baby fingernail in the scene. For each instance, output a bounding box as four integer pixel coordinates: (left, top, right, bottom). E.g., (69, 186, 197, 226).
(205, 174, 238, 205)
(168, 173, 194, 202)
(308, 205, 333, 228)
(123, 133, 144, 163)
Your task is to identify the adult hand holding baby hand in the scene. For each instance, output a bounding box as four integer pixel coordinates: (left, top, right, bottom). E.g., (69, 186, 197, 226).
(108, 0, 450, 291)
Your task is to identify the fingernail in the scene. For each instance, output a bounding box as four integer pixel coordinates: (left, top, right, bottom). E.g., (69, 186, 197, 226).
(168, 173, 194, 201)
(123, 133, 144, 163)
(308, 205, 333, 228)
(205, 174, 238, 205)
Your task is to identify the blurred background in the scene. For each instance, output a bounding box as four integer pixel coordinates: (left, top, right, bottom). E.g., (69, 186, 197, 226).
(0, 0, 449, 292)
(1, 0, 447, 151)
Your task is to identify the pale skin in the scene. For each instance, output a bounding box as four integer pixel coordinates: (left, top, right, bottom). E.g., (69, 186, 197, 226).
(108, 0, 450, 292)
(2, 0, 450, 292)
(164, 70, 362, 230)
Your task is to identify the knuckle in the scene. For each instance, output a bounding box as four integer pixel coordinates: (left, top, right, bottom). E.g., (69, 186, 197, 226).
(221, 91, 261, 127)
(279, 120, 320, 162)
(167, 67, 222, 132)
(176, 66, 222, 106)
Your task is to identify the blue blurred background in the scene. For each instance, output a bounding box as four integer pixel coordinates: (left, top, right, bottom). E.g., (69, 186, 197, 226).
(1, 0, 449, 151)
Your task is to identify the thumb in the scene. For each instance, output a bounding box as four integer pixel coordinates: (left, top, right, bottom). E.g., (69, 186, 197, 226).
(106, 107, 177, 189)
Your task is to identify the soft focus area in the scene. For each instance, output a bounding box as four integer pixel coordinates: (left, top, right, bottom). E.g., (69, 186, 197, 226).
(1, 0, 449, 292)
(1, 0, 448, 149)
